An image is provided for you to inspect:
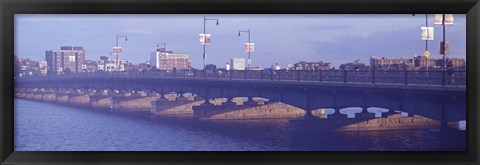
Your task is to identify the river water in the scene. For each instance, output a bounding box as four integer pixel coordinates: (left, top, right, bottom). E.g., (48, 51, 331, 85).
(14, 99, 466, 151)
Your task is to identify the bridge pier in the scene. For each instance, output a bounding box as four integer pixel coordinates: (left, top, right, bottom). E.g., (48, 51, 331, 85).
(68, 93, 91, 106)
(90, 95, 113, 109)
(111, 94, 160, 111)
(41, 92, 57, 102)
(33, 93, 43, 101)
(25, 92, 35, 99)
(55, 93, 69, 104)
(151, 96, 204, 115)
(15, 91, 26, 98)
(192, 101, 215, 119)
(193, 102, 305, 120)
(440, 103, 449, 129)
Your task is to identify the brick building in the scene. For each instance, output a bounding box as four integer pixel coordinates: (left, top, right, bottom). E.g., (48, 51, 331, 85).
(151, 48, 190, 70)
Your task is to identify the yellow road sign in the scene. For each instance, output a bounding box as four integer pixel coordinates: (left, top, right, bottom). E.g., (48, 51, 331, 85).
(424, 50, 430, 58)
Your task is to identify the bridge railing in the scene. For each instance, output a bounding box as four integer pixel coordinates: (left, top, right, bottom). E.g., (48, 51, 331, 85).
(20, 69, 466, 87)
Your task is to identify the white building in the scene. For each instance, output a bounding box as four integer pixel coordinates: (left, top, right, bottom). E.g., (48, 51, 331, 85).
(231, 58, 246, 70)
(38, 61, 48, 75)
(97, 59, 131, 72)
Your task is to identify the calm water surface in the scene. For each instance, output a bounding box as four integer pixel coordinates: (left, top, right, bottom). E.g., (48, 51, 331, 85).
(14, 99, 466, 151)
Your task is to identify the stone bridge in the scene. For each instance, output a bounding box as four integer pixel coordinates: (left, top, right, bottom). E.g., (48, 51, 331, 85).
(15, 70, 466, 126)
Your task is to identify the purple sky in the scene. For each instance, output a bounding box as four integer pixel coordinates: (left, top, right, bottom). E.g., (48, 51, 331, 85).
(14, 14, 466, 68)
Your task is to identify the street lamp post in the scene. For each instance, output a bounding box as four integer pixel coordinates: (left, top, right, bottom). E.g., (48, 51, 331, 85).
(425, 14, 429, 71)
(115, 35, 128, 71)
(238, 29, 252, 69)
(414, 14, 432, 70)
(203, 16, 219, 70)
(441, 14, 447, 72)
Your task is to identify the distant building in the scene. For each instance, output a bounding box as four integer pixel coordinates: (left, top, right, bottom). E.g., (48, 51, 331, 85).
(340, 60, 368, 70)
(293, 61, 332, 70)
(100, 56, 109, 61)
(97, 58, 131, 72)
(447, 58, 466, 70)
(139, 61, 151, 71)
(83, 60, 98, 73)
(231, 58, 246, 70)
(150, 48, 190, 70)
(45, 46, 85, 74)
(124, 61, 150, 72)
(14, 55, 20, 65)
(413, 56, 439, 70)
(370, 56, 414, 70)
(14, 57, 42, 77)
(371, 56, 466, 70)
(38, 61, 48, 76)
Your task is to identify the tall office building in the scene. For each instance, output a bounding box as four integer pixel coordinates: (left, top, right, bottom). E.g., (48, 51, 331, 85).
(45, 46, 85, 74)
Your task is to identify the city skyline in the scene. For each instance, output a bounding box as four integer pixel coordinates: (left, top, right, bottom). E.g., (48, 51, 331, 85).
(15, 14, 466, 68)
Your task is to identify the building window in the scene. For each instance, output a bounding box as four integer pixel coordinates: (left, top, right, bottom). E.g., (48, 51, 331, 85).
(68, 56, 76, 62)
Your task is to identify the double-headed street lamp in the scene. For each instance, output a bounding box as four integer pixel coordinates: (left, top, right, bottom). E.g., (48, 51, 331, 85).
(433, 14, 454, 86)
(238, 29, 252, 69)
(114, 35, 128, 71)
(202, 16, 219, 70)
